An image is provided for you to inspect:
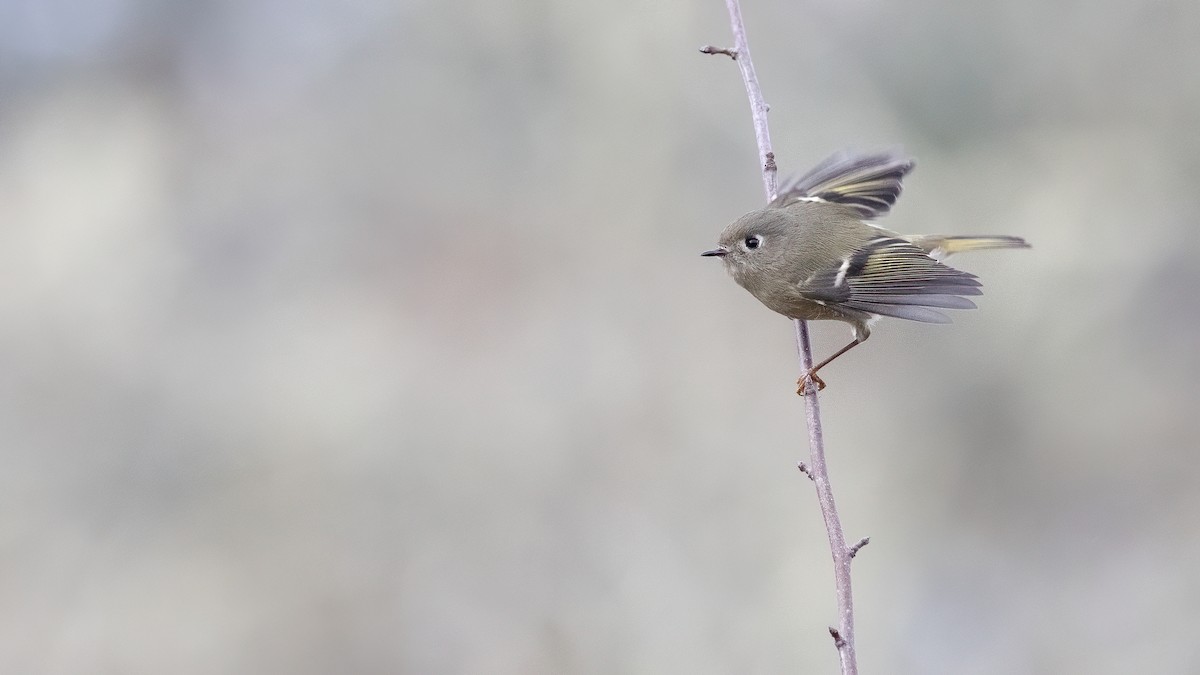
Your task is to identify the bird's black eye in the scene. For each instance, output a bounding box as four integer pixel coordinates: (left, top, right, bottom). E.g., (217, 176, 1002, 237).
(744, 235, 763, 250)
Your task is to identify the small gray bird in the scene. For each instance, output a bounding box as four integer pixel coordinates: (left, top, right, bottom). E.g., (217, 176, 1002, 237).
(703, 150, 1029, 393)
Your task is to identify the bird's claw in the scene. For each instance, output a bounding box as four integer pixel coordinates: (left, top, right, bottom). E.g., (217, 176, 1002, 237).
(796, 370, 826, 395)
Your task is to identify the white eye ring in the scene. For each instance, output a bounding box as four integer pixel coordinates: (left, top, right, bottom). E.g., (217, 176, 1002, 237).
(742, 234, 764, 251)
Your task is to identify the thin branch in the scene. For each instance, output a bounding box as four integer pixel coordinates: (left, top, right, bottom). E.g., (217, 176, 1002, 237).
(707, 2, 862, 674)
(707, 0, 777, 199)
(794, 321, 859, 675)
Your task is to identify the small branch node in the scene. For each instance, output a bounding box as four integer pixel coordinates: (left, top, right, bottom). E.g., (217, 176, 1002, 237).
(699, 45, 739, 59)
(849, 537, 871, 559)
(797, 462, 814, 480)
(829, 626, 847, 649)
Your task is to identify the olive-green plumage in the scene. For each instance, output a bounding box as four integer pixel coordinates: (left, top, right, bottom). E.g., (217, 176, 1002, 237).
(702, 150, 1029, 390)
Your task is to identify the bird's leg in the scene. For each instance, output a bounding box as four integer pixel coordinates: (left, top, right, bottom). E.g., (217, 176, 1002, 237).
(796, 337, 866, 395)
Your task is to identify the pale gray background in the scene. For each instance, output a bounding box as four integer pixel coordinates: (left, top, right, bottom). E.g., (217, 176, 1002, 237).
(2, 0, 1198, 673)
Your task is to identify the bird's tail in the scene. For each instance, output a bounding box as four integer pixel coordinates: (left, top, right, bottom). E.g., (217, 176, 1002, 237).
(905, 235, 1030, 260)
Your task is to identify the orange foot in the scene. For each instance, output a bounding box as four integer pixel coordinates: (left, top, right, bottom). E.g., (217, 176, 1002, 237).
(796, 370, 827, 394)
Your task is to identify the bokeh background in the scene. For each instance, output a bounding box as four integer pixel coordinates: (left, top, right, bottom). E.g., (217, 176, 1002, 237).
(3, 0, 1199, 673)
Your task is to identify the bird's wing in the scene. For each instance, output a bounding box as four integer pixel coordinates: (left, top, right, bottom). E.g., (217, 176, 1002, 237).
(772, 150, 914, 219)
(796, 236, 982, 324)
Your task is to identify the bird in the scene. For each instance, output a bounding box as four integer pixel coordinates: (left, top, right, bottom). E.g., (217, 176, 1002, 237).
(702, 150, 1029, 393)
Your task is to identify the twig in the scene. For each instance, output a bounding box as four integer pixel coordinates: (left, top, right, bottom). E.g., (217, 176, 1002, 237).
(703, 1, 777, 198)
(706, 2, 862, 673)
(849, 537, 871, 559)
(698, 45, 738, 59)
(795, 321, 859, 675)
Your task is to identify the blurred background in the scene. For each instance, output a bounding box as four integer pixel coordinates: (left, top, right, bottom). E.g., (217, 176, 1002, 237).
(2, 0, 1198, 672)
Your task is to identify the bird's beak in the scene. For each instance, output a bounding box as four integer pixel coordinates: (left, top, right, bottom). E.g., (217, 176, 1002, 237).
(701, 246, 728, 257)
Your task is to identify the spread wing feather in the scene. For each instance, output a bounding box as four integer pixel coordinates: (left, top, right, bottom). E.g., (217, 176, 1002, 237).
(772, 150, 915, 219)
